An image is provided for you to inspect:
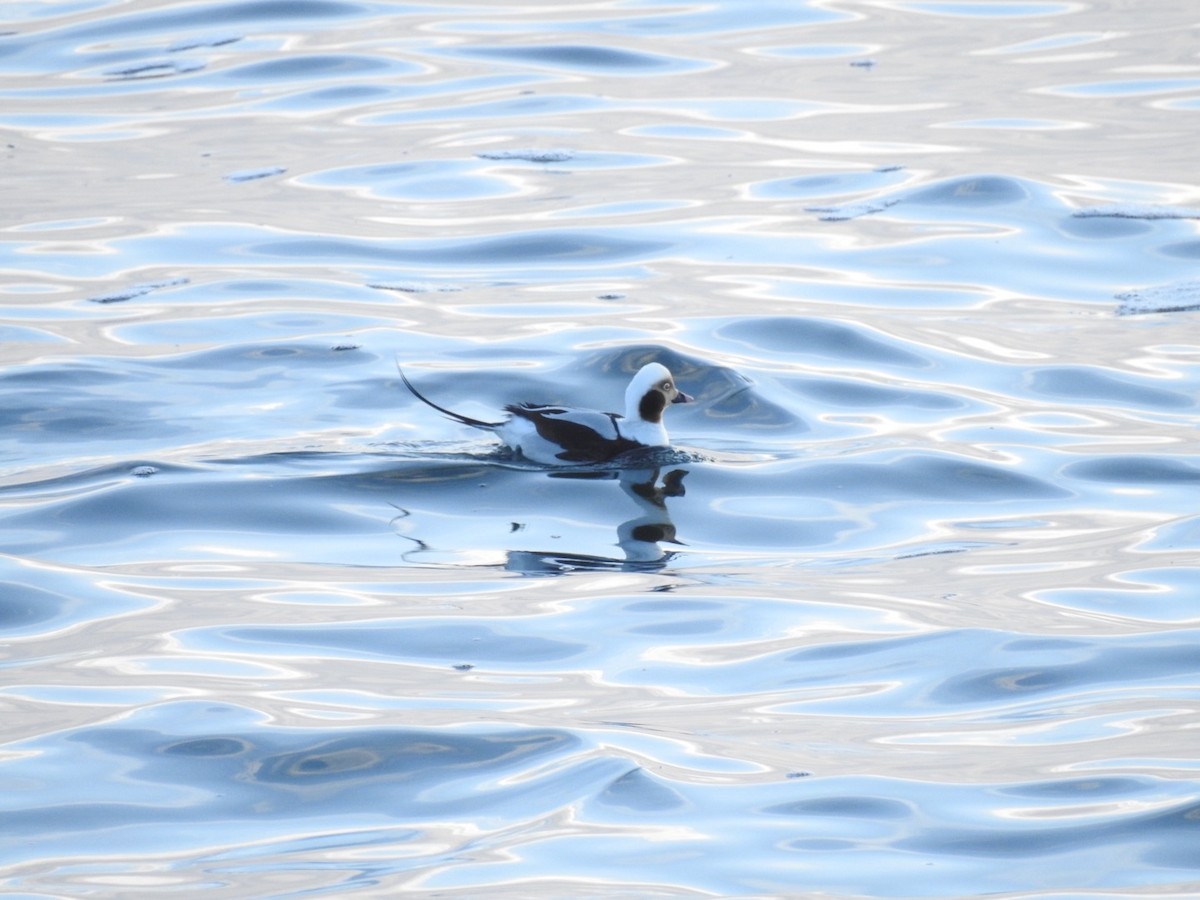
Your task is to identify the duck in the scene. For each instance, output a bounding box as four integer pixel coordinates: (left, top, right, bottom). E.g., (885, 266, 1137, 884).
(398, 361, 692, 464)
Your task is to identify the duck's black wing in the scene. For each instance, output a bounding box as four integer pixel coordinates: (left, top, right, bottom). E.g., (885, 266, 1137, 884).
(506, 404, 642, 462)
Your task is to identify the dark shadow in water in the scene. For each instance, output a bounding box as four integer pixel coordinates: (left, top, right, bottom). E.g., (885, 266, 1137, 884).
(445, 43, 704, 75)
(9, 703, 585, 831)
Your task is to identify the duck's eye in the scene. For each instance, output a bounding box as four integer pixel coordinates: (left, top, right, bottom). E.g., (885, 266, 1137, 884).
(662, 381, 673, 391)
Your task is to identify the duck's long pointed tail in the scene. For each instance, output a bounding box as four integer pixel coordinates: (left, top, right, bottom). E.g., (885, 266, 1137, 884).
(397, 362, 503, 430)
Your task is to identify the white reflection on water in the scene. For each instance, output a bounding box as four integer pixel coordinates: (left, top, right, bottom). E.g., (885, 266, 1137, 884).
(2, 0, 1200, 896)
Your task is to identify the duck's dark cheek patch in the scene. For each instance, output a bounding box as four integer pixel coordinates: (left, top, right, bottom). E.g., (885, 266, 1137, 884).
(639, 390, 667, 423)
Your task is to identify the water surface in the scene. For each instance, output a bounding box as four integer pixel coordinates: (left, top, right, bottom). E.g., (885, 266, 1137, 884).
(3, 0, 1200, 896)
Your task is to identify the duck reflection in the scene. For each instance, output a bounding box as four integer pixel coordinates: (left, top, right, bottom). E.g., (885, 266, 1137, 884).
(505, 467, 688, 574)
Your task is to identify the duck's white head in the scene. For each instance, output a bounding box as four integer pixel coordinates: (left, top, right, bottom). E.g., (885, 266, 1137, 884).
(622, 362, 692, 445)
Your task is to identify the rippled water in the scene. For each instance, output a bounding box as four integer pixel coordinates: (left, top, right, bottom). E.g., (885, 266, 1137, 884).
(3, 1, 1200, 896)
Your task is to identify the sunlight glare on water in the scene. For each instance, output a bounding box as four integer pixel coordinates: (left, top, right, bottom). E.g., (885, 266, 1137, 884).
(2, 0, 1200, 896)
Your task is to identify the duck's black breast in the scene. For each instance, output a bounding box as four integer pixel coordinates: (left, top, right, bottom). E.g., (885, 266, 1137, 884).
(506, 403, 642, 462)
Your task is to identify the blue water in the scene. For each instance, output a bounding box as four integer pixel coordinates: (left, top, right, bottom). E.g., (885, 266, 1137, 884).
(3, 0, 1200, 896)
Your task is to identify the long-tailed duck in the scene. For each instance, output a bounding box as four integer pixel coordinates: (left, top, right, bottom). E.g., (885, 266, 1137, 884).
(399, 362, 692, 463)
